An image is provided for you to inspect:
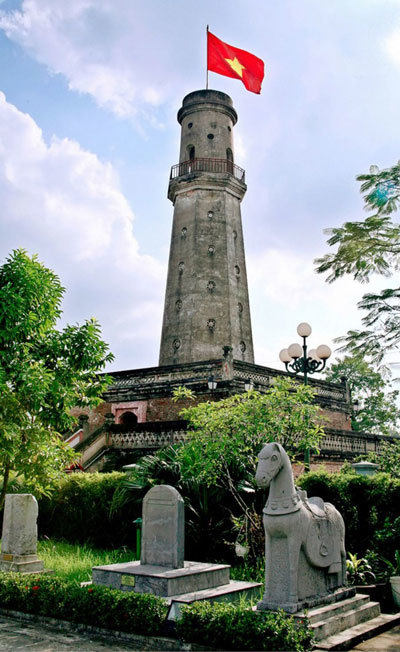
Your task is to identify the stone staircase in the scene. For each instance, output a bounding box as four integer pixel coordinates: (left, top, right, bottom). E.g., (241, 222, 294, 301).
(294, 593, 400, 650)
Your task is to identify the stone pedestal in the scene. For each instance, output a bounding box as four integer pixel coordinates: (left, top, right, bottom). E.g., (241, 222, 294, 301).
(92, 484, 261, 618)
(0, 494, 44, 574)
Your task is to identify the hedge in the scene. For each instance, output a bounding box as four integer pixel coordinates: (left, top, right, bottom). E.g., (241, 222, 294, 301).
(7, 468, 400, 562)
(0, 572, 167, 635)
(176, 601, 314, 651)
(297, 470, 400, 559)
(37, 472, 141, 548)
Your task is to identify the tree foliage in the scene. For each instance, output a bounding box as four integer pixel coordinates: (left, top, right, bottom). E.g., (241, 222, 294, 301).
(324, 355, 400, 435)
(176, 376, 325, 488)
(315, 162, 400, 363)
(0, 249, 114, 507)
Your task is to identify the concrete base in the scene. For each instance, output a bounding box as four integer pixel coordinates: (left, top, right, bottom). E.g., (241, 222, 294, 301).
(93, 560, 262, 620)
(289, 592, 400, 650)
(257, 586, 356, 615)
(314, 613, 400, 650)
(92, 560, 231, 597)
(0, 553, 44, 574)
(294, 594, 380, 641)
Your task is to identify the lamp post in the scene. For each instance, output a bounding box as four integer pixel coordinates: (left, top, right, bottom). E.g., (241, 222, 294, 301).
(279, 322, 332, 471)
(208, 375, 217, 392)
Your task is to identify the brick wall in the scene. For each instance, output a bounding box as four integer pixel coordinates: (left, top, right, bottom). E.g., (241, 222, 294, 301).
(321, 408, 351, 431)
(293, 460, 344, 477)
(146, 392, 225, 422)
(70, 402, 111, 434)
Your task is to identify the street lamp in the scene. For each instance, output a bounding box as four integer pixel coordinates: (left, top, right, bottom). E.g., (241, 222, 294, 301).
(244, 378, 254, 391)
(279, 322, 332, 471)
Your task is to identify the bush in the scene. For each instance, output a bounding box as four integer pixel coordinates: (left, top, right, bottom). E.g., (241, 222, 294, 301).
(176, 601, 313, 651)
(37, 472, 141, 549)
(297, 470, 400, 561)
(0, 572, 167, 635)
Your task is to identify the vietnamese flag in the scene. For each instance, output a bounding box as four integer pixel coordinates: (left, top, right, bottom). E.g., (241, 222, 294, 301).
(207, 31, 264, 94)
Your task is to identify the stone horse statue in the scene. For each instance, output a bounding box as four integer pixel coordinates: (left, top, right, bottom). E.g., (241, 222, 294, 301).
(255, 442, 347, 614)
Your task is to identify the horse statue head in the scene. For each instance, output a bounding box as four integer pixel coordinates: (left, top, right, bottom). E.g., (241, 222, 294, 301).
(255, 442, 287, 489)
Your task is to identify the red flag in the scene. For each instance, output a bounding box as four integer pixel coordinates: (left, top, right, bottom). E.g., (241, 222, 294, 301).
(207, 31, 264, 94)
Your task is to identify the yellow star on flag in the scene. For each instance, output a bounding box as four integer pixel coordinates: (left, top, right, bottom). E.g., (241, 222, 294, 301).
(225, 57, 245, 78)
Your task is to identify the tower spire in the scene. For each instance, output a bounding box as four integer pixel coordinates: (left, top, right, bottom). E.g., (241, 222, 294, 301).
(159, 90, 254, 366)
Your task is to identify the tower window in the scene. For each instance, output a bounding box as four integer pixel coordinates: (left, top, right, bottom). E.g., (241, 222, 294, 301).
(240, 341, 246, 353)
(176, 299, 182, 311)
(178, 261, 185, 273)
(228, 126, 231, 132)
(233, 230, 237, 239)
(187, 145, 195, 160)
(173, 338, 181, 350)
(208, 211, 214, 220)
(207, 319, 216, 330)
(227, 148, 233, 173)
(238, 302, 243, 314)
(207, 133, 214, 140)
(207, 280, 216, 291)
(208, 245, 215, 255)
(235, 265, 240, 276)
(188, 122, 193, 129)
(181, 227, 187, 237)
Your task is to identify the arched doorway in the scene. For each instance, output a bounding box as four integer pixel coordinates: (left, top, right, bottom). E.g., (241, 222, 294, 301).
(120, 411, 138, 427)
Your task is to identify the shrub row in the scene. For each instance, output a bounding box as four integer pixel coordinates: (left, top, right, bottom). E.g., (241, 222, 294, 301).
(37, 472, 141, 548)
(297, 470, 400, 559)
(0, 572, 167, 635)
(176, 601, 314, 651)
(10, 467, 400, 562)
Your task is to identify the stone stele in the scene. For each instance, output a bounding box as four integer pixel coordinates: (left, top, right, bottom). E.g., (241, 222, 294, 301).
(0, 494, 44, 573)
(141, 485, 184, 569)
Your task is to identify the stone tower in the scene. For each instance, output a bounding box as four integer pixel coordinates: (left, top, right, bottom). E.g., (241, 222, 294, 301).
(159, 90, 254, 366)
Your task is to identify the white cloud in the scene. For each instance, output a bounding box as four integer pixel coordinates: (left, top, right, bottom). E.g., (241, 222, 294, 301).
(383, 24, 400, 67)
(0, 92, 165, 368)
(0, 0, 165, 118)
(247, 247, 389, 369)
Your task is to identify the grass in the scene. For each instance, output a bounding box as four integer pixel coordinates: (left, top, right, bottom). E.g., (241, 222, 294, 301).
(37, 539, 137, 583)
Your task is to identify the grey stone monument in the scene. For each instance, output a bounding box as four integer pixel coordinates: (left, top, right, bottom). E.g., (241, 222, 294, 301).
(255, 442, 352, 614)
(141, 485, 184, 568)
(0, 494, 44, 573)
(93, 484, 261, 618)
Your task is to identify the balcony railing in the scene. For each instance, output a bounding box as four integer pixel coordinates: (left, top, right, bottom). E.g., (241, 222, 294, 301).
(170, 158, 245, 183)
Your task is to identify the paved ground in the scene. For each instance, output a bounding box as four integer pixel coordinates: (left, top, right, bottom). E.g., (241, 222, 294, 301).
(350, 624, 400, 651)
(0, 614, 139, 651)
(2, 611, 400, 651)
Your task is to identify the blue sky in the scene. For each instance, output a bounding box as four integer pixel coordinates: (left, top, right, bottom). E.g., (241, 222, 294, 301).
(1, 0, 400, 372)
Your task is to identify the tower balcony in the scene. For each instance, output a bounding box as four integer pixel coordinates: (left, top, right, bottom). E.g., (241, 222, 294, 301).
(170, 157, 245, 183)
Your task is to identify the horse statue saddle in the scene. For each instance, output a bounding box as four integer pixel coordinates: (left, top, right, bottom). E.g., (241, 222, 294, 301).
(302, 495, 342, 571)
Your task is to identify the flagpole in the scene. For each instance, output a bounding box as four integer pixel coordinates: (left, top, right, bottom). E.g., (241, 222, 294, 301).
(206, 25, 209, 90)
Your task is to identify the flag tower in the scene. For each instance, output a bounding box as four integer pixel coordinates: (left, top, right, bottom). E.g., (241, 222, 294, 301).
(159, 89, 254, 366)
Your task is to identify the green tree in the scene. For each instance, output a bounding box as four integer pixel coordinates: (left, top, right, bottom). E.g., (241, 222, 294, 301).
(324, 355, 400, 435)
(176, 376, 325, 489)
(0, 249, 114, 508)
(315, 161, 400, 363)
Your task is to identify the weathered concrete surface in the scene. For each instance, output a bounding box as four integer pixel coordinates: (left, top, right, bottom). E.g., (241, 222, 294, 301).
(92, 560, 230, 596)
(0, 494, 44, 573)
(159, 89, 254, 366)
(350, 623, 400, 651)
(141, 485, 184, 569)
(0, 610, 210, 650)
